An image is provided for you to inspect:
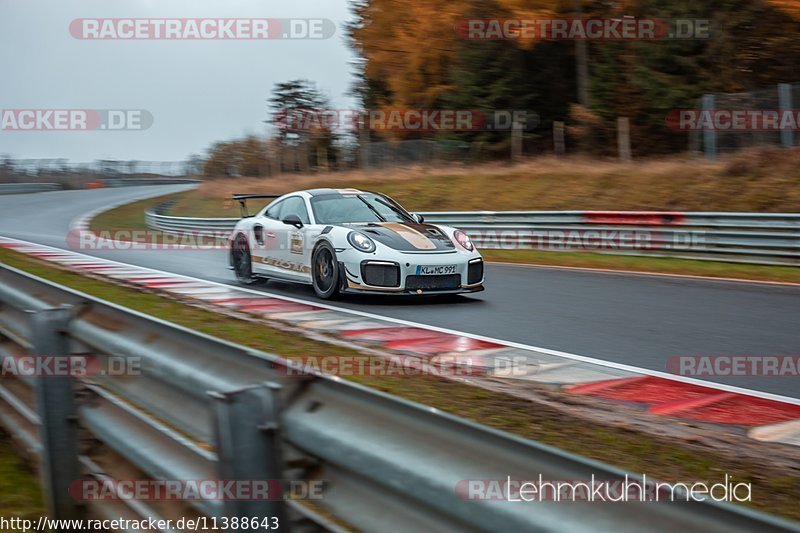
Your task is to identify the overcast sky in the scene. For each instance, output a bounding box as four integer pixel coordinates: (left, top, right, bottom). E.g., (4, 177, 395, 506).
(0, 0, 357, 162)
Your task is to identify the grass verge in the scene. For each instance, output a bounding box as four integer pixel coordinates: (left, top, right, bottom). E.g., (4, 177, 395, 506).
(89, 192, 184, 235)
(0, 438, 45, 520)
(1, 245, 798, 520)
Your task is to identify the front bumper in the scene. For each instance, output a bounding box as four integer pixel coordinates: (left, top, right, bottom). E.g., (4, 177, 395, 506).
(341, 279, 484, 296)
(338, 254, 485, 295)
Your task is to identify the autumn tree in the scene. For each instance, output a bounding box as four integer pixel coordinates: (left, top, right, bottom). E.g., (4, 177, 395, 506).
(203, 136, 268, 177)
(268, 79, 337, 169)
(350, 0, 800, 156)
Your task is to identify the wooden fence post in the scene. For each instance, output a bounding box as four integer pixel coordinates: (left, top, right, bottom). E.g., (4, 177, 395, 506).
(553, 121, 565, 156)
(617, 117, 632, 163)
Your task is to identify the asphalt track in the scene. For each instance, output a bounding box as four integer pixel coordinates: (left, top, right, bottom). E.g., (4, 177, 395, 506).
(0, 186, 798, 398)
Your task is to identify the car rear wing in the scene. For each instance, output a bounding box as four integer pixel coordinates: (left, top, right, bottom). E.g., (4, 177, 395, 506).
(230, 193, 282, 217)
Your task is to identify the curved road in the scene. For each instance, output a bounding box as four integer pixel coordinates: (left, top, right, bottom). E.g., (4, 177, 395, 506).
(1, 186, 798, 398)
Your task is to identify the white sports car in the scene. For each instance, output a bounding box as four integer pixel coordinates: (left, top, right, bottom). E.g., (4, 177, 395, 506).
(228, 188, 484, 299)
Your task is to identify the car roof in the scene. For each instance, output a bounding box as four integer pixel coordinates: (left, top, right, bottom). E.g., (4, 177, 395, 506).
(260, 188, 371, 211)
(303, 188, 365, 197)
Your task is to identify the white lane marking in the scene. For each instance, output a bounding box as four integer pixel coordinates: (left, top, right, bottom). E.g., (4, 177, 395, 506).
(2, 234, 799, 406)
(486, 260, 800, 288)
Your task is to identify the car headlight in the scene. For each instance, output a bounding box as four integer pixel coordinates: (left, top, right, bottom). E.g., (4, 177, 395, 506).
(453, 230, 474, 251)
(347, 231, 376, 253)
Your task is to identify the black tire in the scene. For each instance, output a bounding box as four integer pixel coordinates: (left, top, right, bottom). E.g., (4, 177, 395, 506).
(311, 242, 341, 299)
(231, 233, 256, 285)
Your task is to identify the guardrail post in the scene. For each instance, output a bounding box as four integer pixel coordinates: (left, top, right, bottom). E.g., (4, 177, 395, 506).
(553, 121, 565, 155)
(617, 117, 632, 163)
(211, 383, 286, 524)
(511, 120, 523, 161)
(32, 307, 83, 523)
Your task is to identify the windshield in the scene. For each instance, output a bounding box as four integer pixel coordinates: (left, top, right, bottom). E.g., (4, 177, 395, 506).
(311, 193, 415, 224)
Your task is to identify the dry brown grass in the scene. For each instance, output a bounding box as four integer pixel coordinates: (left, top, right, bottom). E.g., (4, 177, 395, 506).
(171, 148, 800, 216)
(191, 158, 563, 198)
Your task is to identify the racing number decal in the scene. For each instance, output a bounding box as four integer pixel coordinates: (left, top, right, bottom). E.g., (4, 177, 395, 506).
(290, 231, 304, 255)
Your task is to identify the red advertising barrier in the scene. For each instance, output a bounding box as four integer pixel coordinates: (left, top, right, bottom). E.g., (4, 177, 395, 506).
(583, 212, 687, 225)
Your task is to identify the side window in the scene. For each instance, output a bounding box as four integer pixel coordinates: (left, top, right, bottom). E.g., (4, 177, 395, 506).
(280, 196, 310, 225)
(264, 200, 284, 220)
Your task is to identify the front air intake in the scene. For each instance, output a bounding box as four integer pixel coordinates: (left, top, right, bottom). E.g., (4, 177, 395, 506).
(467, 260, 484, 285)
(361, 262, 400, 287)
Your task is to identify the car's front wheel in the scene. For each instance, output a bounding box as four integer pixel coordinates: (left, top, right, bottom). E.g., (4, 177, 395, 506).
(311, 242, 341, 299)
(231, 233, 256, 285)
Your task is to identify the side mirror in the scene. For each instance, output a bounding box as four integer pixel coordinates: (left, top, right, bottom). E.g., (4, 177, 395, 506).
(282, 214, 304, 229)
(413, 213, 425, 224)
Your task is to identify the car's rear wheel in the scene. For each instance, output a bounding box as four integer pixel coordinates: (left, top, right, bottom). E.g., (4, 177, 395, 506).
(232, 233, 256, 285)
(312, 243, 340, 299)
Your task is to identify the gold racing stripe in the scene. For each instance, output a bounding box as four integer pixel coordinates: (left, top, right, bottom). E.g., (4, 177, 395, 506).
(379, 222, 437, 250)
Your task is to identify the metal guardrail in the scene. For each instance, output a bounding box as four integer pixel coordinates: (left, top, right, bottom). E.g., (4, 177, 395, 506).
(144, 200, 241, 235)
(0, 183, 63, 194)
(102, 178, 201, 188)
(0, 180, 198, 195)
(2, 158, 201, 177)
(0, 264, 796, 532)
(144, 203, 800, 266)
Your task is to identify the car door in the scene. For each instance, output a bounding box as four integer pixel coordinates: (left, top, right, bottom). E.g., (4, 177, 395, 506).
(272, 195, 313, 281)
(250, 199, 285, 276)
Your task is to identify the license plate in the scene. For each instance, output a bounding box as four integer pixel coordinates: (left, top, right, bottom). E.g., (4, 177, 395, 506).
(416, 264, 457, 275)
